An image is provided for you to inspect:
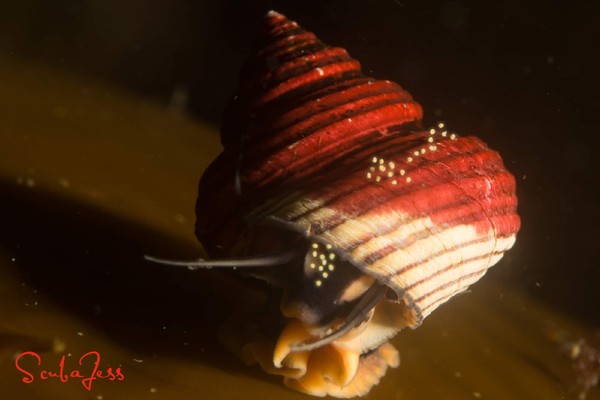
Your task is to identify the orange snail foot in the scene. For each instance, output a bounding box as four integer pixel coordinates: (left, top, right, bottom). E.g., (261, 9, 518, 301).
(284, 342, 399, 398)
(219, 293, 414, 397)
(242, 318, 399, 398)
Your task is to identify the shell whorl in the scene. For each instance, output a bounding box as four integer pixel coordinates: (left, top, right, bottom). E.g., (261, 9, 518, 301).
(196, 11, 520, 325)
(197, 11, 423, 252)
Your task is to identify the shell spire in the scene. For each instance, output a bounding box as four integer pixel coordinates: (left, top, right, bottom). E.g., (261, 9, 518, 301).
(197, 11, 424, 255)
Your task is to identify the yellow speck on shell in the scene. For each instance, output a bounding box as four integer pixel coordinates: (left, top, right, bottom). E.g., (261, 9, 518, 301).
(322, 272, 329, 278)
(366, 155, 405, 185)
(438, 122, 445, 129)
(315, 280, 322, 287)
(406, 177, 412, 183)
(328, 264, 335, 271)
(407, 157, 413, 163)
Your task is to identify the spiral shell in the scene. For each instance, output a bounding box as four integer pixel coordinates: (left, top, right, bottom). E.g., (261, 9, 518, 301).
(195, 11, 520, 397)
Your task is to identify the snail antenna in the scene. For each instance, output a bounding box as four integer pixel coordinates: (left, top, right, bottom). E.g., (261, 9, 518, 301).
(143, 250, 296, 270)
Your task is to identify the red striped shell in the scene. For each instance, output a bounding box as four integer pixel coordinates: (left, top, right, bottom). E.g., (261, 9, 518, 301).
(195, 10, 520, 397)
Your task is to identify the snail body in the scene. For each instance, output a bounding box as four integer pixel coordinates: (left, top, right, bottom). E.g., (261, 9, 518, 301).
(150, 11, 520, 397)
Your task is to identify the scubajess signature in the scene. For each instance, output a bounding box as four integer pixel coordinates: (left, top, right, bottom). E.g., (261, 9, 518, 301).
(14, 351, 124, 391)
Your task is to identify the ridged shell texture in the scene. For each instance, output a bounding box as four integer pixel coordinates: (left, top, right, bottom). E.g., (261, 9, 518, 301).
(196, 10, 520, 328)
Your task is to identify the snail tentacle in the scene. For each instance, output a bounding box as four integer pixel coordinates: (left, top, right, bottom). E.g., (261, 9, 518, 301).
(143, 250, 297, 269)
(290, 283, 387, 352)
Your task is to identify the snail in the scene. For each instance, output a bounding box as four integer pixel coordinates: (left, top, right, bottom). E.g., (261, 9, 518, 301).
(146, 10, 521, 398)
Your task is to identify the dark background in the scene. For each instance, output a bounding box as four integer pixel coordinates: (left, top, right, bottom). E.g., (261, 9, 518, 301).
(1, 0, 598, 324)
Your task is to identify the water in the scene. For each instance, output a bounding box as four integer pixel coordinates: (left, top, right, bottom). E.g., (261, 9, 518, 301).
(0, 2, 598, 399)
